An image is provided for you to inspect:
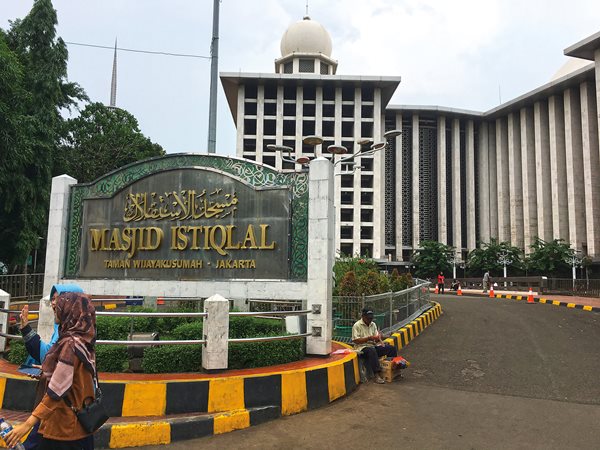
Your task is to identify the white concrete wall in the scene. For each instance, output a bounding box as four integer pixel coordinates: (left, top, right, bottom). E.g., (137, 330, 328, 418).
(548, 95, 569, 242)
(508, 112, 524, 248)
(437, 116, 448, 245)
(534, 101, 553, 241)
(451, 118, 462, 253)
(466, 120, 476, 251)
(477, 122, 491, 243)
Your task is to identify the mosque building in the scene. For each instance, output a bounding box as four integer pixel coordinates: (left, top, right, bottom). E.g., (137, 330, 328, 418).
(220, 17, 600, 265)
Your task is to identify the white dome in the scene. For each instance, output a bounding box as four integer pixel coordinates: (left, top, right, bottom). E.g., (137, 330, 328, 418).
(550, 57, 593, 81)
(280, 16, 332, 57)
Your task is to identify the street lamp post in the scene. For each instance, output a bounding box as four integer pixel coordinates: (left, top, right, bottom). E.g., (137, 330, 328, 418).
(566, 251, 583, 291)
(498, 251, 512, 287)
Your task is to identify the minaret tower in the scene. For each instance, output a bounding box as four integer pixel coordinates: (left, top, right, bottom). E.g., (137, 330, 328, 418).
(110, 38, 117, 107)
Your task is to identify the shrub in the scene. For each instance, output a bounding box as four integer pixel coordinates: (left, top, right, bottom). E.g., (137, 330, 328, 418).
(172, 322, 203, 340)
(358, 270, 382, 296)
(96, 345, 128, 372)
(96, 316, 130, 341)
(7, 340, 28, 365)
(230, 317, 281, 338)
(337, 271, 359, 296)
(228, 337, 304, 370)
(142, 345, 202, 373)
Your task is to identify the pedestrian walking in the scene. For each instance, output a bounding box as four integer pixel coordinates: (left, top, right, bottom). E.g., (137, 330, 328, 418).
(483, 270, 491, 293)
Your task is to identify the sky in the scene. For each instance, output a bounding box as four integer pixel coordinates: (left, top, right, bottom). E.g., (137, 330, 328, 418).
(1, 0, 599, 156)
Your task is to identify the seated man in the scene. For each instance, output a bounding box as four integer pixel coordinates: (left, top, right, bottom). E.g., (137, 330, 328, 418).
(352, 308, 397, 384)
(451, 279, 460, 291)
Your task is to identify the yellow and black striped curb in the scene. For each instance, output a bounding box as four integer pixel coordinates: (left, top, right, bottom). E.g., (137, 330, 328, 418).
(383, 302, 443, 351)
(484, 293, 600, 313)
(0, 303, 443, 448)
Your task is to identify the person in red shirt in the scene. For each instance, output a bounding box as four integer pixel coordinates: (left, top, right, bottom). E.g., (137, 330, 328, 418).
(437, 272, 445, 294)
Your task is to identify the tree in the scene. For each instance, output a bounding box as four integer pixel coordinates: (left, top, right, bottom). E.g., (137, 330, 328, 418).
(527, 238, 572, 277)
(56, 103, 165, 183)
(0, 0, 86, 270)
(466, 238, 524, 277)
(410, 240, 454, 279)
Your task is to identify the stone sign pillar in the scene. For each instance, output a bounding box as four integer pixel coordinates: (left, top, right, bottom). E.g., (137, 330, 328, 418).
(39, 175, 77, 342)
(306, 158, 334, 355)
(202, 294, 230, 370)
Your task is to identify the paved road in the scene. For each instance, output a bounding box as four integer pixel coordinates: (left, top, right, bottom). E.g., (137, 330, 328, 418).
(148, 295, 600, 449)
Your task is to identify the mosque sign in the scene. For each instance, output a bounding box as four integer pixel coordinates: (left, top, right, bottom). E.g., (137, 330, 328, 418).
(63, 155, 309, 281)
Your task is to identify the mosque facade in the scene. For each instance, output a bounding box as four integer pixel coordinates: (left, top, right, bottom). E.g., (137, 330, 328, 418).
(220, 17, 600, 264)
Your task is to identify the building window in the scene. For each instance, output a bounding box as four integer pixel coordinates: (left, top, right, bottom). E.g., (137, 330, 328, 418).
(340, 244, 353, 256)
(283, 120, 295, 136)
(263, 119, 276, 136)
(264, 102, 276, 116)
(284, 85, 296, 99)
(323, 104, 335, 118)
(342, 121, 354, 138)
(341, 226, 353, 239)
(244, 119, 256, 135)
(263, 155, 275, 167)
(362, 87, 374, 102)
(264, 83, 277, 99)
(340, 208, 353, 221)
(361, 105, 374, 118)
(342, 104, 354, 118)
(361, 122, 373, 137)
(322, 120, 334, 137)
(320, 62, 329, 74)
(245, 84, 257, 99)
(360, 227, 373, 240)
(361, 209, 373, 222)
(283, 103, 296, 116)
(303, 120, 315, 136)
(341, 191, 354, 205)
(244, 102, 257, 115)
(299, 59, 315, 73)
(243, 139, 255, 153)
(323, 84, 335, 101)
(303, 85, 316, 100)
(283, 62, 293, 74)
(303, 103, 316, 117)
(342, 85, 354, 101)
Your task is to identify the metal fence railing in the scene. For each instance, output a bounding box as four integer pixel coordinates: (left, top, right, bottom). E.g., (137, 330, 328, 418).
(544, 278, 600, 297)
(332, 278, 432, 342)
(0, 273, 44, 303)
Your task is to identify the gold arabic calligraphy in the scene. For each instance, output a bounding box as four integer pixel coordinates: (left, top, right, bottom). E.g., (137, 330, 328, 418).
(123, 189, 238, 222)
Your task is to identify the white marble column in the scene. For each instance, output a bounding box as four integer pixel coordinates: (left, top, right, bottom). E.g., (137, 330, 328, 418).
(306, 158, 334, 355)
(437, 116, 447, 244)
(40, 175, 78, 341)
(395, 113, 404, 260)
(412, 114, 420, 249)
(580, 81, 600, 256)
(520, 107, 538, 252)
(236, 85, 245, 158)
(488, 124, 498, 239)
(372, 88, 384, 259)
(534, 101, 553, 241)
(563, 88, 586, 251)
(496, 118, 510, 242)
(508, 113, 524, 248)
(548, 95, 569, 242)
(452, 118, 462, 253)
(256, 85, 265, 163)
(466, 120, 476, 251)
(275, 85, 284, 170)
(202, 294, 230, 370)
(477, 122, 491, 243)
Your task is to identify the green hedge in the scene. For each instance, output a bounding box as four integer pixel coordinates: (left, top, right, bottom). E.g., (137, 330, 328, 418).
(142, 345, 202, 373)
(91, 308, 301, 373)
(96, 345, 128, 372)
(228, 337, 304, 370)
(7, 340, 28, 365)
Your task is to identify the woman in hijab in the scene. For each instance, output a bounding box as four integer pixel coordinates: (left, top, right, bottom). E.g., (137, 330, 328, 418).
(18, 284, 84, 450)
(6, 291, 97, 450)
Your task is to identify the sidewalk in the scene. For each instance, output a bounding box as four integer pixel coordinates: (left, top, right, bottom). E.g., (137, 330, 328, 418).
(434, 288, 600, 310)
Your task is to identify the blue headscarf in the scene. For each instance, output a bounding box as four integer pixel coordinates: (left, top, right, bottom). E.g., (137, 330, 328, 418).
(23, 283, 84, 365)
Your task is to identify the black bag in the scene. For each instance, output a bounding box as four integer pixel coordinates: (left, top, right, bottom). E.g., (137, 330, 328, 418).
(64, 370, 109, 433)
(75, 387, 109, 433)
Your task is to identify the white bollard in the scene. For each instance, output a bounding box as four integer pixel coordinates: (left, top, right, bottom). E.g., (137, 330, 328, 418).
(202, 294, 230, 370)
(0, 289, 10, 352)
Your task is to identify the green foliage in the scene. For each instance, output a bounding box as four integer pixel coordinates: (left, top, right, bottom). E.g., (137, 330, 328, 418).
(390, 269, 413, 292)
(56, 102, 165, 184)
(95, 345, 128, 372)
(526, 238, 572, 276)
(229, 317, 282, 338)
(358, 270, 383, 296)
(0, 0, 86, 270)
(410, 240, 454, 279)
(337, 271, 359, 296)
(228, 338, 304, 370)
(466, 238, 524, 276)
(96, 316, 130, 341)
(142, 345, 202, 374)
(7, 340, 28, 365)
(172, 322, 203, 340)
(333, 256, 378, 295)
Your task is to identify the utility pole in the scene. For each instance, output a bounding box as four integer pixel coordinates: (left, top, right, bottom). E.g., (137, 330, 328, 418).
(207, 0, 220, 153)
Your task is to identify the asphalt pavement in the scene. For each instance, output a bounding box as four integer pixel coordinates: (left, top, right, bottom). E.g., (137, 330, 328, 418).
(143, 295, 600, 450)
